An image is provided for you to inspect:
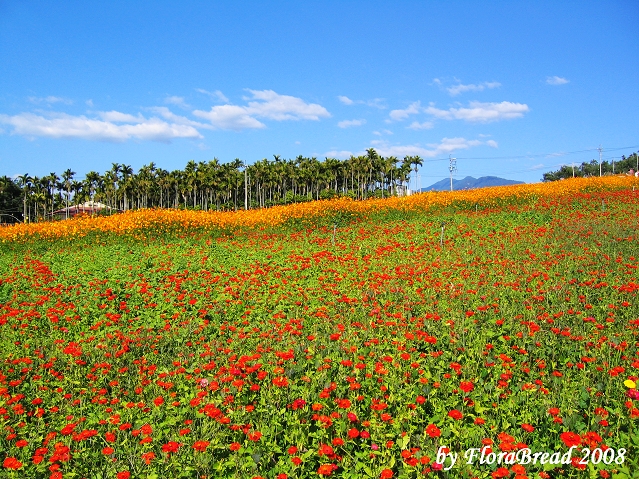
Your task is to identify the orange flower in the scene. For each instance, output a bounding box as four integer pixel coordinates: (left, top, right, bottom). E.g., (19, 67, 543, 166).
(317, 464, 337, 476)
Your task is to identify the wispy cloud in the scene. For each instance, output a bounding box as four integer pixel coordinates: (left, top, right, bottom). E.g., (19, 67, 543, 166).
(372, 130, 393, 136)
(407, 121, 434, 130)
(193, 89, 330, 130)
(325, 150, 354, 158)
(529, 163, 545, 170)
(546, 76, 569, 85)
(164, 95, 191, 109)
(424, 101, 529, 123)
(389, 101, 422, 121)
(446, 81, 501, 96)
(369, 137, 489, 158)
(0, 110, 203, 142)
(337, 119, 366, 128)
(28, 96, 74, 105)
(338, 95, 386, 109)
(196, 88, 229, 103)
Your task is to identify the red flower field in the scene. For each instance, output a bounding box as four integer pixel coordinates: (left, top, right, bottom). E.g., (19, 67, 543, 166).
(0, 176, 638, 478)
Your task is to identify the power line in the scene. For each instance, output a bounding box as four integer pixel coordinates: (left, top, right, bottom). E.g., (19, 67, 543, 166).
(454, 144, 639, 161)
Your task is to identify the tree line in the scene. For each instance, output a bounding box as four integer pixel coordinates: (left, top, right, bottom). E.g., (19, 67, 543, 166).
(542, 152, 639, 182)
(0, 149, 426, 223)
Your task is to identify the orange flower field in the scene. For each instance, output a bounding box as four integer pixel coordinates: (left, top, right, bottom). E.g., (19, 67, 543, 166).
(1, 176, 636, 242)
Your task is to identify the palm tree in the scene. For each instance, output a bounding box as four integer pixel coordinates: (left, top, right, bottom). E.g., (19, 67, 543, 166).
(16, 174, 32, 222)
(61, 168, 76, 219)
(407, 156, 423, 193)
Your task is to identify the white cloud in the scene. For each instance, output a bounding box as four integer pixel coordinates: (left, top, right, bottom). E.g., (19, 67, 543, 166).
(98, 111, 145, 123)
(486, 139, 499, 148)
(338, 96, 386, 109)
(244, 89, 330, 121)
(424, 101, 529, 123)
(337, 119, 366, 128)
(193, 89, 330, 130)
(164, 95, 191, 109)
(193, 104, 266, 130)
(530, 163, 545, 170)
(389, 101, 422, 121)
(196, 88, 229, 103)
(85, 99, 94, 107)
(546, 76, 569, 85)
(407, 121, 434, 130)
(446, 81, 501, 96)
(148, 107, 212, 129)
(369, 137, 490, 158)
(363, 98, 386, 109)
(325, 150, 354, 159)
(28, 96, 74, 105)
(0, 111, 202, 142)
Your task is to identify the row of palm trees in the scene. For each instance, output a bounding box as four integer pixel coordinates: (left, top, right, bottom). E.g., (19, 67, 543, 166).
(5, 150, 425, 223)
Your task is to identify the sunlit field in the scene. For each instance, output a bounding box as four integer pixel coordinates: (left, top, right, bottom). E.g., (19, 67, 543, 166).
(1, 176, 638, 479)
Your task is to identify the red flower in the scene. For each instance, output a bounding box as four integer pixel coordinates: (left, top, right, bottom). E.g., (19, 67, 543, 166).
(380, 468, 393, 478)
(288, 446, 298, 455)
(318, 443, 334, 456)
(141, 451, 155, 465)
(426, 424, 441, 438)
(116, 472, 131, 479)
(492, 467, 510, 478)
(272, 376, 289, 387)
(248, 431, 262, 441)
(105, 432, 116, 442)
(460, 381, 474, 393)
(3, 457, 22, 470)
(291, 457, 302, 466)
(560, 431, 581, 448)
(102, 447, 114, 455)
(521, 423, 534, 433)
(230, 442, 242, 451)
(448, 409, 463, 420)
(347, 428, 360, 439)
(193, 440, 210, 452)
(153, 396, 164, 406)
(162, 441, 181, 454)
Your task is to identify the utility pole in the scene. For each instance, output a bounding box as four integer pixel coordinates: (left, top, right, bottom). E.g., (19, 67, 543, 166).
(598, 145, 603, 177)
(244, 167, 248, 210)
(449, 155, 457, 191)
(572, 162, 575, 178)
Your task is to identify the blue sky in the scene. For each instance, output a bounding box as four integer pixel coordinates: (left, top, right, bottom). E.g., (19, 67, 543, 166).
(1, 1, 638, 185)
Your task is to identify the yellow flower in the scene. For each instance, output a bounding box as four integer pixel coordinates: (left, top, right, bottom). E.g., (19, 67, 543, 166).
(624, 380, 636, 389)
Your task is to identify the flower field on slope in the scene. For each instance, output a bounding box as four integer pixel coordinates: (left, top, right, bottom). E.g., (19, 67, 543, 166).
(0, 177, 638, 479)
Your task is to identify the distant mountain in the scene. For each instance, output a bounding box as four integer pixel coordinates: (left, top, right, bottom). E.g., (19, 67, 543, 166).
(421, 176, 524, 192)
